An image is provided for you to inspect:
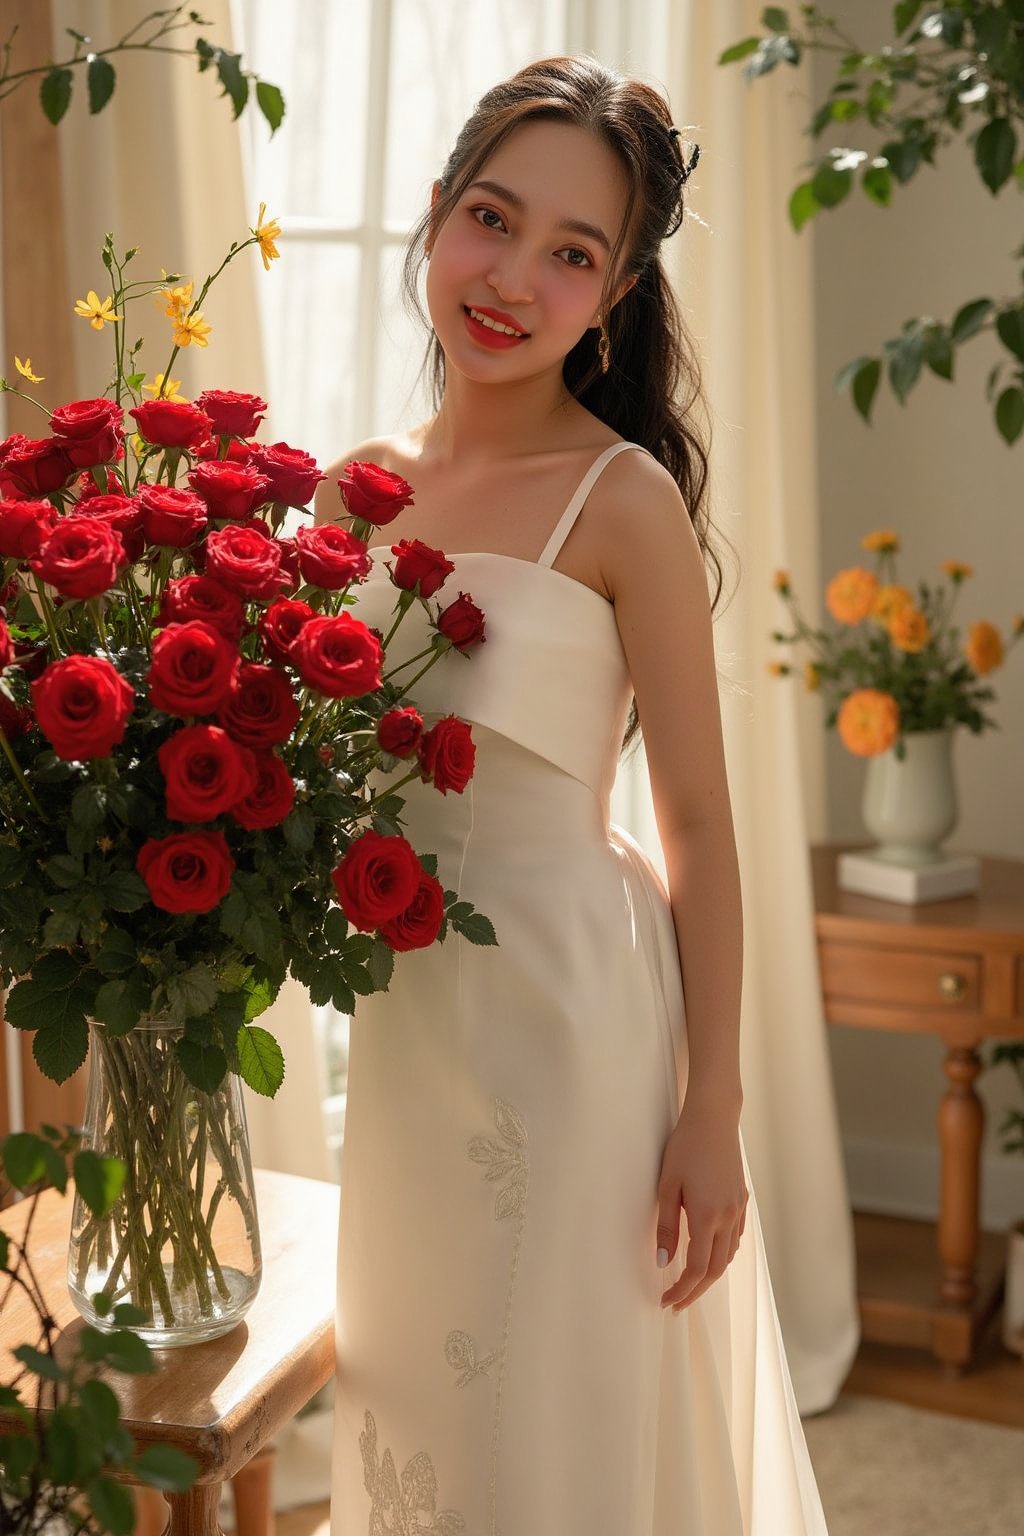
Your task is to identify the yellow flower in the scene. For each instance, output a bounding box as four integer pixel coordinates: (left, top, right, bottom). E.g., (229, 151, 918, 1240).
(766, 660, 790, 677)
(15, 356, 44, 383)
(837, 688, 900, 757)
(772, 568, 790, 594)
(804, 659, 821, 692)
(172, 311, 212, 349)
(253, 202, 281, 271)
(73, 290, 120, 331)
(825, 566, 879, 625)
(861, 529, 901, 554)
(871, 583, 913, 623)
(889, 605, 931, 653)
(157, 269, 195, 319)
(964, 620, 1003, 675)
(942, 559, 973, 581)
(142, 371, 187, 402)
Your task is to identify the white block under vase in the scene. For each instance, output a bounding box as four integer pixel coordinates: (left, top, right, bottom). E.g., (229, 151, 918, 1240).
(837, 845, 980, 903)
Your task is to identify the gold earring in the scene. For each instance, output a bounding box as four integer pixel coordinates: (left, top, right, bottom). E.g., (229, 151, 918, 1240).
(597, 318, 610, 374)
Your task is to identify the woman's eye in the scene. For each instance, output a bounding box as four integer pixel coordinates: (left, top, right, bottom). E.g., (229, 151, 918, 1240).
(470, 208, 592, 268)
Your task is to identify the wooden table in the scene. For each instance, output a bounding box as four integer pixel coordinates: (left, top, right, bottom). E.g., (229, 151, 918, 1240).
(811, 841, 1024, 1375)
(0, 1167, 338, 1533)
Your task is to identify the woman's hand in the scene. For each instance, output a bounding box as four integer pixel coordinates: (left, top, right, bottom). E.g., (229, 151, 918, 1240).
(655, 1088, 748, 1313)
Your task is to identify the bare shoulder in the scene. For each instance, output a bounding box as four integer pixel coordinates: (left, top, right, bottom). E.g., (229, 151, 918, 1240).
(312, 434, 399, 526)
(588, 445, 700, 604)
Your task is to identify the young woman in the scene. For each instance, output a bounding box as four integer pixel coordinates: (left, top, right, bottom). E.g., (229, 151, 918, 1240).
(316, 54, 830, 1536)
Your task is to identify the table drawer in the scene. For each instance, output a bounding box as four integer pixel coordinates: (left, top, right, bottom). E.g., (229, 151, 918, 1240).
(819, 940, 980, 1011)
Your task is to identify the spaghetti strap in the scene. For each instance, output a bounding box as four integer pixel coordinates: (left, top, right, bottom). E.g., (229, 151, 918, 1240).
(537, 441, 652, 569)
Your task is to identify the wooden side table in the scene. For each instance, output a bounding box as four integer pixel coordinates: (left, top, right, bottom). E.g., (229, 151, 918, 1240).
(0, 1166, 338, 1534)
(811, 841, 1024, 1375)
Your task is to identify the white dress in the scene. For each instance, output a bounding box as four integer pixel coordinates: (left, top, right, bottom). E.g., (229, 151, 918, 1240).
(330, 441, 830, 1534)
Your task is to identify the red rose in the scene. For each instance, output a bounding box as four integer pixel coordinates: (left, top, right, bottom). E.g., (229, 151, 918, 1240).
(293, 523, 371, 590)
(194, 389, 267, 439)
(49, 398, 125, 468)
(29, 517, 127, 600)
(230, 750, 296, 829)
(139, 485, 208, 548)
(377, 705, 423, 757)
(204, 523, 283, 599)
(129, 399, 213, 451)
(217, 661, 299, 747)
(76, 494, 145, 562)
(158, 575, 246, 639)
(0, 691, 32, 740)
(11, 640, 48, 680)
(330, 828, 423, 932)
(193, 435, 254, 466)
(258, 598, 315, 664)
(31, 654, 135, 760)
(378, 869, 446, 951)
(390, 538, 456, 598)
(272, 535, 301, 594)
(186, 459, 272, 522)
(291, 613, 383, 698)
(0, 499, 59, 559)
(0, 618, 13, 669)
(75, 465, 129, 500)
(148, 620, 238, 716)
(437, 591, 487, 653)
(417, 714, 476, 795)
(136, 829, 235, 914)
(0, 437, 75, 498)
(245, 442, 325, 507)
(336, 460, 414, 526)
(157, 723, 258, 822)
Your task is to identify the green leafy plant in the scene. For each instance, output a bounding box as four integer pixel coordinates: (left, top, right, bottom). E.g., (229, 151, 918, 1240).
(0, 4, 285, 136)
(720, 3, 1024, 442)
(987, 1041, 1024, 1155)
(1, 1125, 198, 1532)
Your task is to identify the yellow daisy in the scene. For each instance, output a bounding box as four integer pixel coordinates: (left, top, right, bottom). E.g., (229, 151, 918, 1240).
(142, 372, 187, 402)
(15, 356, 45, 383)
(172, 311, 212, 349)
(74, 290, 120, 331)
(253, 202, 282, 271)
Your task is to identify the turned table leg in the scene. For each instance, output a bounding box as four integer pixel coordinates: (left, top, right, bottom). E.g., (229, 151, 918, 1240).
(165, 1484, 224, 1536)
(936, 1043, 984, 1315)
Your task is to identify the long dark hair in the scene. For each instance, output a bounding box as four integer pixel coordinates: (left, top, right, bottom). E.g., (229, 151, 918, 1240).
(399, 53, 733, 759)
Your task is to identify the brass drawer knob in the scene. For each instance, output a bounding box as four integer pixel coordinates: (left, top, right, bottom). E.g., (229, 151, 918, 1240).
(938, 971, 967, 1002)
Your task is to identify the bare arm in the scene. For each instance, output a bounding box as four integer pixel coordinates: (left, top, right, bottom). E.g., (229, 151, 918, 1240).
(602, 454, 743, 1117)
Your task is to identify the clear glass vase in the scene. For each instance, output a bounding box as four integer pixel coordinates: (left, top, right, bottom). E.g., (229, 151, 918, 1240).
(67, 1018, 262, 1348)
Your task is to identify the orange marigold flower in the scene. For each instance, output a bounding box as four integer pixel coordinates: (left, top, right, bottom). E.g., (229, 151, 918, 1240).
(772, 568, 790, 594)
(1012, 613, 1024, 636)
(825, 566, 879, 625)
(861, 529, 901, 554)
(837, 688, 900, 757)
(942, 559, 973, 581)
(804, 660, 821, 692)
(964, 620, 1003, 675)
(889, 605, 931, 653)
(871, 583, 913, 624)
(766, 660, 790, 677)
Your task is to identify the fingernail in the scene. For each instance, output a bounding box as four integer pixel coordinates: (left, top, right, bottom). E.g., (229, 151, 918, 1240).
(656, 1246, 669, 1268)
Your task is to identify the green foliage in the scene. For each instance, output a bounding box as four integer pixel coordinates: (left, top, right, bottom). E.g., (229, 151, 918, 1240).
(15, 6, 287, 137)
(719, 3, 1024, 442)
(1, 1128, 199, 1528)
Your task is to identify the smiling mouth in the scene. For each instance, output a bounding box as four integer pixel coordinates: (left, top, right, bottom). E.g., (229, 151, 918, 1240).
(463, 305, 530, 338)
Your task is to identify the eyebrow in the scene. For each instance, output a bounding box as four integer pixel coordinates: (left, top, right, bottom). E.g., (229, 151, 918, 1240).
(465, 179, 611, 255)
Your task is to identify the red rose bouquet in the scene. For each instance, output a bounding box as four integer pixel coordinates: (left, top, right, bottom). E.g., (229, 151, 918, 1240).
(0, 215, 495, 1341)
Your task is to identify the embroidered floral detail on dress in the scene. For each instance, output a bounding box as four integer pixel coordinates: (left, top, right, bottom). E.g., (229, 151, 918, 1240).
(359, 1407, 466, 1534)
(445, 1327, 498, 1387)
(467, 1095, 529, 1219)
(456, 1094, 531, 1534)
